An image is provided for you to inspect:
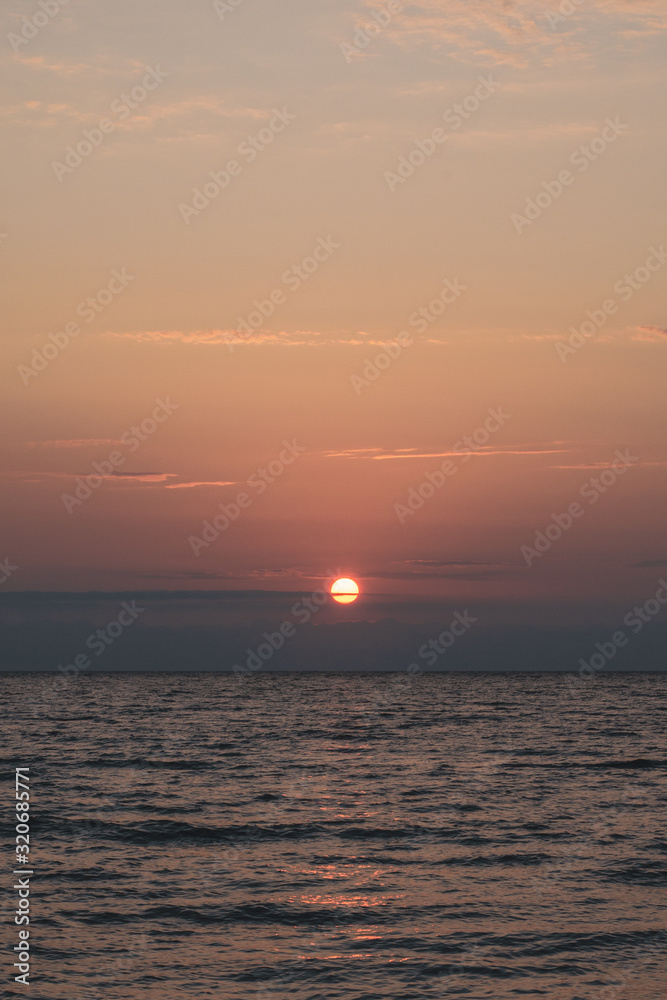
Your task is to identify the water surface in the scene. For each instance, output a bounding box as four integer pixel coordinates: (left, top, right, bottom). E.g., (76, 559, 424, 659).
(2, 672, 666, 999)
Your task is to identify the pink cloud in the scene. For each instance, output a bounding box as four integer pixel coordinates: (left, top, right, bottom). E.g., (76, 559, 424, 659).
(358, 0, 667, 68)
(323, 445, 572, 460)
(164, 480, 239, 489)
(23, 439, 121, 449)
(633, 326, 667, 342)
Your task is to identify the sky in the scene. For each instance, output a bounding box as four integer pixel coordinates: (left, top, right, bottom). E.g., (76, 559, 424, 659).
(1, 0, 666, 628)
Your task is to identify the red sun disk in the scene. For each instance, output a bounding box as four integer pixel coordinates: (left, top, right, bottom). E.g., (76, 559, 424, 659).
(331, 578, 359, 603)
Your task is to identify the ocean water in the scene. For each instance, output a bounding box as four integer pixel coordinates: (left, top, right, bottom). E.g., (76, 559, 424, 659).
(2, 671, 666, 999)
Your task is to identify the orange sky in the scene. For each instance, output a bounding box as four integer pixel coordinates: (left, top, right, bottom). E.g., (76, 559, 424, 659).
(1, 0, 666, 614)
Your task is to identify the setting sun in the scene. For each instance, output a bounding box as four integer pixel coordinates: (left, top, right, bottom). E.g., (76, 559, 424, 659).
(330, 578, 360, 604)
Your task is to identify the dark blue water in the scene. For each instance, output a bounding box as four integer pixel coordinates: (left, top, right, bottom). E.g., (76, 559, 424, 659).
(2, 672, 666, 999)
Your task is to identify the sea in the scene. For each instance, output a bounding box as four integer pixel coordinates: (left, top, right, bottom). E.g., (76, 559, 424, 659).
(2, 671, 665, 999)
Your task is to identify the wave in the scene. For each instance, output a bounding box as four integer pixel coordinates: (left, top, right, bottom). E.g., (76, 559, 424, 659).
(506, 758, 666, 769)
(83, 756, 217, 769)
(79, 901, 398, 927)
(600, 861, 667, 885)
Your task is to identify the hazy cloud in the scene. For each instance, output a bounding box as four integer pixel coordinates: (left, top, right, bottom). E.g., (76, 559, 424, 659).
(360, 0, 667, 68)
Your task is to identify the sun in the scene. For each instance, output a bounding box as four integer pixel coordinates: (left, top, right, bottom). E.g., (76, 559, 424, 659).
(331, 578, 360, 604)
